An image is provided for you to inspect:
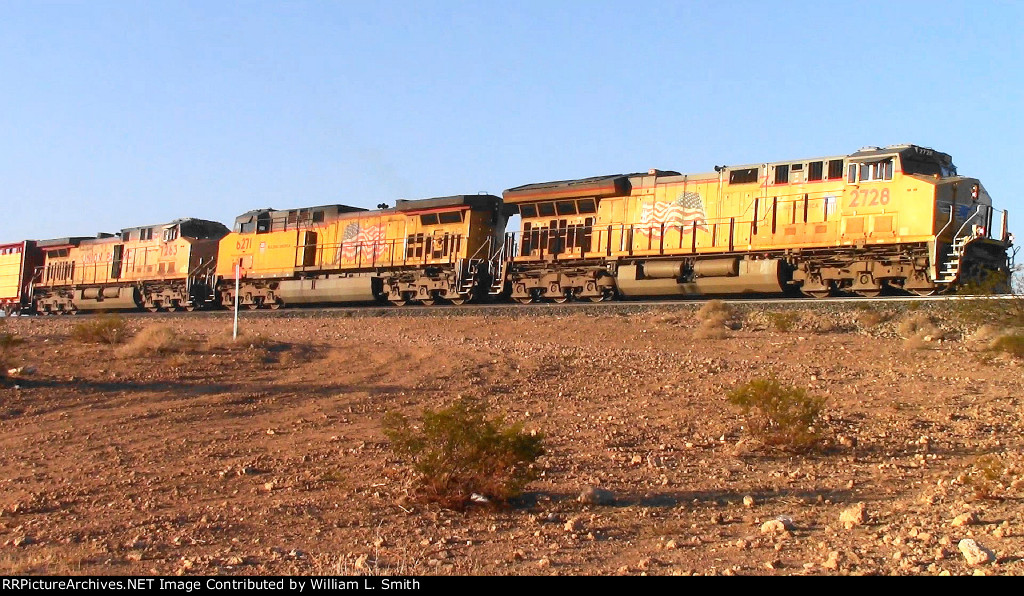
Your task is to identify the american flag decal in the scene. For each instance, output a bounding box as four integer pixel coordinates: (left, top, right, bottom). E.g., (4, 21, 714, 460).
(339, 222, 389, 261)
(637, 191, 707, 238)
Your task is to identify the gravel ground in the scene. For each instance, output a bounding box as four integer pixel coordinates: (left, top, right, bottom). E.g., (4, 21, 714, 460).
(0, 303, 1022, 576)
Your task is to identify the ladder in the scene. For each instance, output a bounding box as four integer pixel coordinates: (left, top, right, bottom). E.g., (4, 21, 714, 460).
(488, 235, 514, 295)
(937, 234, 971, 284)
(186, 258, 219, 304)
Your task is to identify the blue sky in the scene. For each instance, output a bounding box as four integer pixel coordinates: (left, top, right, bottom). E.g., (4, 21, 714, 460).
(2, 1, 1023, 246)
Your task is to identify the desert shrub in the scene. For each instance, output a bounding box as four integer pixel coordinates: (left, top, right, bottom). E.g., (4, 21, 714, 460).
(990, 333, 1024, 358)
(727, 378, 827, 451)
(0, 320, 20, 376)
(72, 315, 127, 345)
(964, 454, 1019, 500)
(205, 324, 268, 350)
(382, 398, 545, 508)
(694, 300, 735, 339)
(952, 268, 1024, 328)
(969, 324, 1002, 343)
(897, 313, 939, 338)
(766, 311, 799, 332)
(117, 325, 180, 357)
(897, 312, 950, 349)
(857, 308, 892, 328)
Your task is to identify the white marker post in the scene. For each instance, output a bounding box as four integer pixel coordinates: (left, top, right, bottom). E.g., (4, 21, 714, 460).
(233, 262, 240, 340)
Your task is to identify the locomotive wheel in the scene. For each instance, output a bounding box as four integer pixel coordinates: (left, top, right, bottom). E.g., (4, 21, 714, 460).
(552, 294, 571, 304)
(146, 305, 160, 313)
(855, 289, 882, 298)
(246, 303, 260, 310)
(166, 302, 180, 313)
(514, 297, 534, 305)
(909, 288, 938, 297)
(268, 299, 283, 310)
(448, 297, 467, 306)
(419, 298, 435, 306)
(184, 304, 197, 312)
(803, 290, 831, 299)
(389, 297, 407, 306)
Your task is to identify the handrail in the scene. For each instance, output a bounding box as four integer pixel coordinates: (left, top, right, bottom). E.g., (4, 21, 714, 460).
(951, 204, 985, 245)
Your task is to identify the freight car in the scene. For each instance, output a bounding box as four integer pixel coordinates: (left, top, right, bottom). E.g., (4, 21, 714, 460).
(0, 241, 43, 316)
(30, 218, 229, 314)
(214, 194, 507, 308)
(495, 144, 1012, 301)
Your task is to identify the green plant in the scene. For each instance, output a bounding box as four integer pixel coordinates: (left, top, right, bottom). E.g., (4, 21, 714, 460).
(964, 454, 1013, 500)
(72, 315, 128, 344)
(952, 268, 1024, 328)
(990, 333, 1024, 358)
(766, 311, 799, 332)
(382, 398, 545, 508)
(727, 378, 827, 451)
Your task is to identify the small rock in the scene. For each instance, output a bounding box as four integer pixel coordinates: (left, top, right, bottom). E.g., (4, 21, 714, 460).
(951, 512, 977, 527)
(821, 550, 840, 570)
(470, 493, 490, 504)
(839, 503, 867, 529)
(354, 554, 369, 571)
(564, 517, 584, 533)
(743, 495, 756, 508)
(578, 486, 615, 506)
(664, 539, 678, 550)
(957, 539, 994, 566)
(12, 536, 34, 547)
(761, 519, 793, 535)
(537, 558, 551, 569)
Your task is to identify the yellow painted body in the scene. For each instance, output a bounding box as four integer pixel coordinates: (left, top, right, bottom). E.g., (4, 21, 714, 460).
(218, 207, 496, 280)
(40, 234, 220, 288)
(512, 154, 989, 262)
(0, 244, 27, 303)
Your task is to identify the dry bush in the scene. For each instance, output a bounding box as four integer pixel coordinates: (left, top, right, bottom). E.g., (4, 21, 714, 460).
(812, 316, 837, 333)
(765, 311, 799, 332)
(857, 308, 892, 328)
(964, 454, 1020, 500)
(205, 324, 268, 351)
(897, 313, 938, 338)
(382, 398, 545, 509)
(969, 324, 1003, 343)
(727, 377, 828, 452)
(0, 319, 21, 376)
(694, 299, 735, 339)
(989, 334, 1024, 358)
(72, 315, 127, 344)
(117, 325, 181, 358)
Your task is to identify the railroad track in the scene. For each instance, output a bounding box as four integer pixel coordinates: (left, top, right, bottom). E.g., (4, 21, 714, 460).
(28, 292, 1003, 322)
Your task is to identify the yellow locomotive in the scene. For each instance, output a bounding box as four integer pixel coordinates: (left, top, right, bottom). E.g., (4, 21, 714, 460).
(32, 218, 228, 313)
(498, 144, 1011, 301)
(215, 194, 506, 308)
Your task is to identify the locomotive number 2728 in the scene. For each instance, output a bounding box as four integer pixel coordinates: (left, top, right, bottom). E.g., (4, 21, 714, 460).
(849, 188, 890, 208)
